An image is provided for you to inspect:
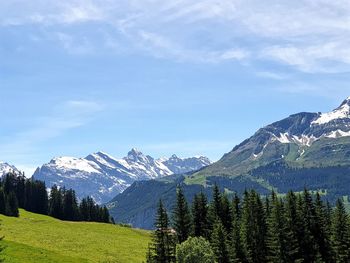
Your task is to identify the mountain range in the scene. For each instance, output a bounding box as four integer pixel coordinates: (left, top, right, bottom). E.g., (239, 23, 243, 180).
(32, 149, 211, 203)
(108, 97, 350, 229)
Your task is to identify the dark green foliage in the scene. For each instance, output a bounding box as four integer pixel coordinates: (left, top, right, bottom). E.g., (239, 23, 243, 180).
(266, 193, 298, 263)
(284, 191, 303, 263)
(192, 192, 209, 239)
(147, 200, 176, 263)
(0, 189, 6, 215)
(79, 196, 110, 223)
(5, 191, 19, 217)
(296, 189, 319, 262)
(220, 194, 232, 233)
(230, 194, 244, 263)
(62, 189, 79, 221)
(0, 173, 110, 224)
(240, 190, 267, 263)
(172, 188, 192, 243)
(314, 192, 333, 262)
(48, 185, 63, 219)
(209, 184, 222, 226)
(147, 187, 350, 263)
(211, 221, 231, 263)
(331, 199, 350, 263)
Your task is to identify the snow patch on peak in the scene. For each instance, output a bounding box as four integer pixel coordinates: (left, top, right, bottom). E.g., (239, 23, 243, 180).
(0, 162, 21, 176)
(312, 101, 350, 125)
(50, 157, 101, 174)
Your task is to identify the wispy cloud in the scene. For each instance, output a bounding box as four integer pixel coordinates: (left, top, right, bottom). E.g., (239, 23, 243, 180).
(0, 100, 104, 159)
(2, 1, 350, 71)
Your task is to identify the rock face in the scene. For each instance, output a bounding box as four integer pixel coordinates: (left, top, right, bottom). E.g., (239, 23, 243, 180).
(32, 149, 211, 204)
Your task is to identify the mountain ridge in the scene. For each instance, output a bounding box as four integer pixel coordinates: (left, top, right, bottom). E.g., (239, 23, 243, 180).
(32, 149, 211, 203)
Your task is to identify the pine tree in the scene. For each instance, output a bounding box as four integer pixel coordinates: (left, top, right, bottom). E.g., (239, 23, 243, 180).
(147, 200, 176, 263)
(284, 191, 302, 263)
(266, 193, 296, 263)
(211, 220, 231, 263)
(296, 189, 318, 262)
(230, 194, 244, 263)
(49, 185, 63, 219)
(220, 194, 232, 233)
(79, 197, 89, 221)
(331, 199, 350, 263)
(192, 192, 209, 239)
(0, 189, 5, 215)
(5, 191, 19, 217)
(240, 190, 267, 263)
(62, 189, 79, 221)
(209, 184, 222, 227)
(172, 187, 192, 243)
(314, 192, 333, 262)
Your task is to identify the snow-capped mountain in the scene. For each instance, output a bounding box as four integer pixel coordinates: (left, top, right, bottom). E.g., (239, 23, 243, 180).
(200, 97, 350, 177)
(0, 161, 21, 176)
(162, 154, 211, 174)
(33, 149, 211, 203)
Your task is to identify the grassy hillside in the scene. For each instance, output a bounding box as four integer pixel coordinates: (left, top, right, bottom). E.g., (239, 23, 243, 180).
(0, 209, 150, 263)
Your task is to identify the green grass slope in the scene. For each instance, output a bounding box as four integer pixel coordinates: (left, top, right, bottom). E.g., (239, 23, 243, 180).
(0, 209, 150, 263)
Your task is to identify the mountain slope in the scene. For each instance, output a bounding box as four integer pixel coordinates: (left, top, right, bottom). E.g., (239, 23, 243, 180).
(0, 209, 150, 263)
(108, 97, 350, 229)
(33, 149, 211, 203)
(196, 97, 350, 178)
(0, 161, 21, 176)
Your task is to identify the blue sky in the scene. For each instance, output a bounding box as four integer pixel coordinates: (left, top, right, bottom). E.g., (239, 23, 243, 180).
(1, 0, 350, 176)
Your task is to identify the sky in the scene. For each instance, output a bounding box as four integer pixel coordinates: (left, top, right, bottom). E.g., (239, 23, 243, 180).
(1, 0, 350, 176)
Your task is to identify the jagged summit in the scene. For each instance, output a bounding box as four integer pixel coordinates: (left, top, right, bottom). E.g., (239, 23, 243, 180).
(33, 149, 211, 203)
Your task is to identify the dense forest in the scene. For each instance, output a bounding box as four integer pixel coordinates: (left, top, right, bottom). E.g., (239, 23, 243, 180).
(147, 186, 350, 263)
(0, 172, 112, 223)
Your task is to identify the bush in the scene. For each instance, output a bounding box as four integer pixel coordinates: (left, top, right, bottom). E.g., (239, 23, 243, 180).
(176, 237, 216, 263)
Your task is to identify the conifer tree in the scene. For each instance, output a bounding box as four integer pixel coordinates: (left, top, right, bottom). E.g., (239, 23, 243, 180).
(331, 199, 350, 263)
(266, 193, 296, 263)
(5, 191, 19, 217)
(192, 192, 209, 239)
(172, 187, 192, 243)
(240, 190, 267, 263)
(284, 191, 302, 263)
(314, 192, 333, 262)
(220, 194, 232, 233)
(62, 189, 79, 221)
(230, 194, 244, 263)
(0, 189, 5, 215)
(209, 184, 222, 227)
(296, 189, 317, 262)
(147, 200, 176, 263)
(211, 220, 231, 263)
(49, 185, 63, 219)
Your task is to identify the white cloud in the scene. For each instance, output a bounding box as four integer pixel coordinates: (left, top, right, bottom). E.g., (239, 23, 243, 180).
(2, 0, 350, 71)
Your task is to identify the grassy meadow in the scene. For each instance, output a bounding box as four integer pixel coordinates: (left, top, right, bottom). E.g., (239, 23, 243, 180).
(0, 209, 150, 263)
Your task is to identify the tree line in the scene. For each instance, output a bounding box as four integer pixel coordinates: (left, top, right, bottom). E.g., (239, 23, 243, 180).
(146, 186, 350, 263)
(0, 172, 112, 223)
